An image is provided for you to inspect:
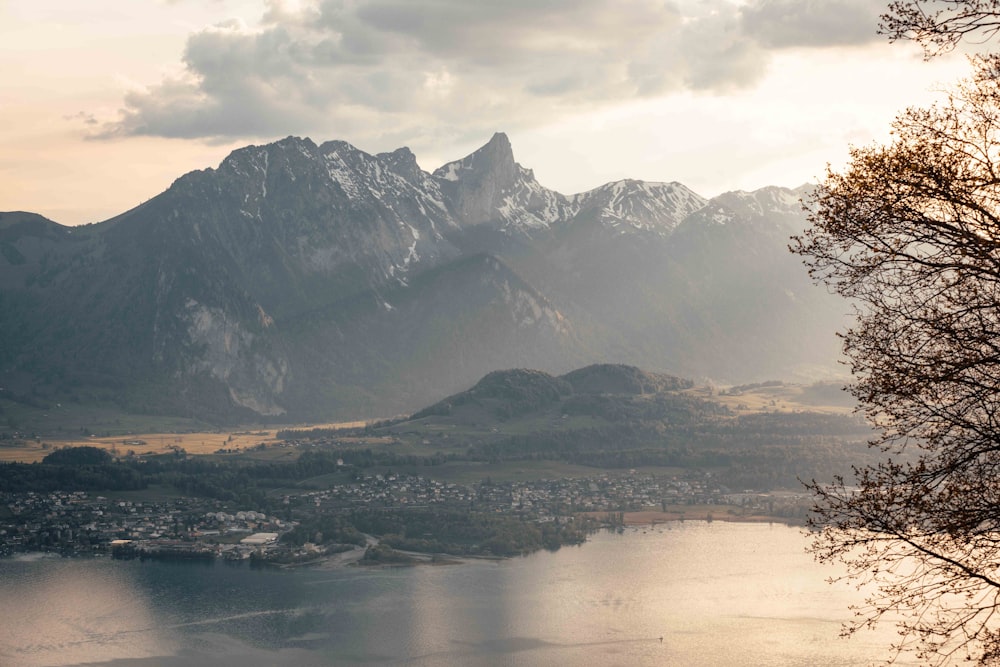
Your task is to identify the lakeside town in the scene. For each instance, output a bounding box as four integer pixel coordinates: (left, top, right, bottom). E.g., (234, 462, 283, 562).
(0, 469, 812, 564)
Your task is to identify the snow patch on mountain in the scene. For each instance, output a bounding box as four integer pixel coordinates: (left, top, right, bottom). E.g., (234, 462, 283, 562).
(437, 162, 461, 182)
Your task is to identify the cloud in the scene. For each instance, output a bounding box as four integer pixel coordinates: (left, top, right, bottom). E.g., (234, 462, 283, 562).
(739, 0, 882, 48)
(93, 0, 884, 147)
(65, 111, 99, 126)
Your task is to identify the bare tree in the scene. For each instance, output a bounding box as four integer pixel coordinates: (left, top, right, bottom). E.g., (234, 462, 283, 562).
(882, 0, 1000, 56)
(792, 56, 1000, 665)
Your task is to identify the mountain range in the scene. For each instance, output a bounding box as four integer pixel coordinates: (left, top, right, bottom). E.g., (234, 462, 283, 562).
(0, 132, 847, 423)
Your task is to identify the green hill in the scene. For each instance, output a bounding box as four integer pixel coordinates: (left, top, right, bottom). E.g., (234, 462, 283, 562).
(356, 364, 870, 490)
(561, 364, 692, 395)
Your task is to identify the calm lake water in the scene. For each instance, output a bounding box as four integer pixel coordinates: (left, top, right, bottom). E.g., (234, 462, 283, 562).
(0, 522, 902, 666)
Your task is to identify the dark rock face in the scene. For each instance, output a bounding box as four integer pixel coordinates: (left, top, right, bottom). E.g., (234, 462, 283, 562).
(0, 136, 845, 422)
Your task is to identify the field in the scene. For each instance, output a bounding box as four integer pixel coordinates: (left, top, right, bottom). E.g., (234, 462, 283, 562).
(708, 382, 856, 415)
(0, 421, 367, 464)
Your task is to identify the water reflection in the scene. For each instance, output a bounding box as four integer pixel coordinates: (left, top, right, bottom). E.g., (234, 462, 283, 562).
(1, 557, 176, 666)
(0, 523, 906, 666)
(403, 560, 512, 661)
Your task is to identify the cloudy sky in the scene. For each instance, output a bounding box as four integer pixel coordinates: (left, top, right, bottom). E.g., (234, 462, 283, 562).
(1, 0, 973, 226)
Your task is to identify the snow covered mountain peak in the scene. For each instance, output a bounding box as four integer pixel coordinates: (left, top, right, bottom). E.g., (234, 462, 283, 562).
(570, 179, 707, 235)
(686, 186, 807, 228)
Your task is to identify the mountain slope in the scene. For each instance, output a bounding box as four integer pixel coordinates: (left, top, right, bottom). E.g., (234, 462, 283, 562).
(278, 253, 584, 417)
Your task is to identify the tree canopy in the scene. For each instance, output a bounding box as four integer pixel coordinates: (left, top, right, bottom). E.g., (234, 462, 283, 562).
(41, 446, 113, 466)
(882, 0, 1000, 56)
(792, 55, 1000, 664)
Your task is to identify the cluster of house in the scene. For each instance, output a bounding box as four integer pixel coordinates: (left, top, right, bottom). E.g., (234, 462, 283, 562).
(292, 469, 747, 518)
(0, 491, 289, 558)
(1, 471, 810, 560)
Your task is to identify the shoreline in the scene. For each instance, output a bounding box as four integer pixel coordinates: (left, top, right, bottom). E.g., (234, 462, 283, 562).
(582, 509, 806, 527)
(2, 511, 806, 566)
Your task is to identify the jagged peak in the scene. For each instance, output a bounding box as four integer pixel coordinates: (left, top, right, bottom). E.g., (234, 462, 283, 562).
(482, 131, 512, 156)
(378, 146, 417, 162)
(222, 136, 316, 163)
(318, 138, 370, 159)
(377, 146, 423, 183)
(273, 135, 316, 150)
(432, 131, 516, 183)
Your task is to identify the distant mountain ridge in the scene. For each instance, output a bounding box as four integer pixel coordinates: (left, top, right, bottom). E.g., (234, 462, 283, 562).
(0, 133, 846, 423)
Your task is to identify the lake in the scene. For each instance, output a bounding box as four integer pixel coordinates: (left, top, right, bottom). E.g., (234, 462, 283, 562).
(0, 521, 902, 666)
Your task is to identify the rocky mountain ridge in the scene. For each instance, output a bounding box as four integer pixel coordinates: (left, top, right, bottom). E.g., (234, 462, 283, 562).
(0, 133, 845, 423)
